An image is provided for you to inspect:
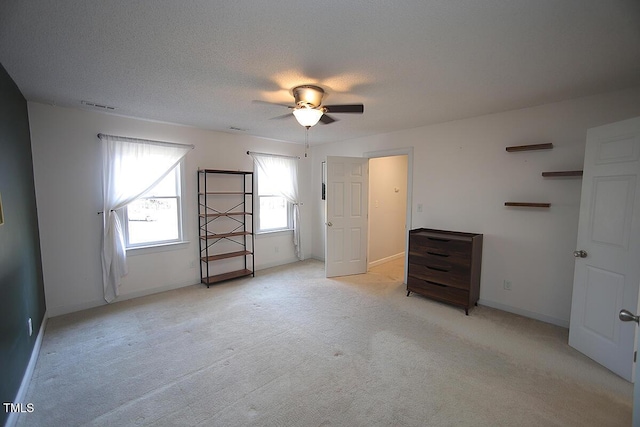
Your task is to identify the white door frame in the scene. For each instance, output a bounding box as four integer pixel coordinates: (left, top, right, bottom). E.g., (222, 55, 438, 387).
(364, 147, 414, 284)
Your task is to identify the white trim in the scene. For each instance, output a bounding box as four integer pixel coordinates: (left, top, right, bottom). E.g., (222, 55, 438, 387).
(255, 256, 300, 271)
(368, 252, 405, 268)
(47, 279, 199, 317)
(478, 299, 569, 328)
(47, 299, 105, 318)
(123, 161, 187, 250)
(255, 229, 293, 237)
(111, 279, 199, 302)
(256, 195, 294, 234)
(8, 313, 48, 427)
(126, 241, 190, 256)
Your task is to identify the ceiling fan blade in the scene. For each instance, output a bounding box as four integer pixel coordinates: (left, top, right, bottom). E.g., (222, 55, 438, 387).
(323, 104, 364, 114)
(319, 114, 337, 124)
(270, 112, 293, 120)
(252, 100, 294, 109)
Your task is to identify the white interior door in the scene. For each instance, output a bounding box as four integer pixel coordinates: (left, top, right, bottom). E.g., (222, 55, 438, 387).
(569, 116, 640, 381)
(325, 156, 369, 278)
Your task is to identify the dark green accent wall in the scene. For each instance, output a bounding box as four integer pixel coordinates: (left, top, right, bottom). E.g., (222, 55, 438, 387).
(0, 63, 46, 425)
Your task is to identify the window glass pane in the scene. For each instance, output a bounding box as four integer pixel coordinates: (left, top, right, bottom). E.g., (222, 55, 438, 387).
(257, 167, 280, 196)
(127, 198, 179, 245)
(259, 196, 288, 230)
(142, 166, 178, 197)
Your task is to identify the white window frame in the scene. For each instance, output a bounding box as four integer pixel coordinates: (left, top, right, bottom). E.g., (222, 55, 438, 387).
(256, 174, 294, 234)
(120, 161, 187, 249)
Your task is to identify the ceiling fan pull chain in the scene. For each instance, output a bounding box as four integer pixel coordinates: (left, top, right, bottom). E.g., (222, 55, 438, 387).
(304, 127, 309, 157)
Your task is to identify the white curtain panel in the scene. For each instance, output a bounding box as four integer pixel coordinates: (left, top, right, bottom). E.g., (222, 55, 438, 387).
(250, 153, 303, 260)
(100, 134, 193, 302)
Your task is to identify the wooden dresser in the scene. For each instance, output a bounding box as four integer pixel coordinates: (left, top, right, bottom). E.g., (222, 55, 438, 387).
(407, 228, 483, 315)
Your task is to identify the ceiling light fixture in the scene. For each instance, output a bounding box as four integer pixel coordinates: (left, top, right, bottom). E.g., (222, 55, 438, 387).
(292, 107, 323, 128)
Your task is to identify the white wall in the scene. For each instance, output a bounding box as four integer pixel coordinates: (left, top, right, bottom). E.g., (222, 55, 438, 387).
(311, 87, 640, 327)
(368, 155, 408, 265)
(27, 102, 312, 317)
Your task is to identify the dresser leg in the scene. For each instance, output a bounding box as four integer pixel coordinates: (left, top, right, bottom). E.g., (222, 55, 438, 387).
(465, 308, 469, 316)
(406, 290, 411, 297)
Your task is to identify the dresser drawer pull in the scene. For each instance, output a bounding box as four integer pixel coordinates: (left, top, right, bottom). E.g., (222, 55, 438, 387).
(428, 237, 450, 242)
(427, 251, 449, 257)
(427, 265, 450, 272)
(425, 280, 448, 287)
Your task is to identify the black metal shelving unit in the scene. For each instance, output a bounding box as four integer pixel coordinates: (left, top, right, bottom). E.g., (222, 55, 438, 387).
(197, 169, 254, 287)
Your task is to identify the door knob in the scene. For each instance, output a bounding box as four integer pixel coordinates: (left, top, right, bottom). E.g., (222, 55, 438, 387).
(573, 250, 588, 258)
(619, 309, 640, 324)
(327, 222, 333, 227)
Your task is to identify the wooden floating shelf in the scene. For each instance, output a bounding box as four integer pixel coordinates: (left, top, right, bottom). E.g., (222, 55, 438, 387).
(505, 202, 551, 208)
(505, 143, 553, 152)
(541, 170, 583, 177)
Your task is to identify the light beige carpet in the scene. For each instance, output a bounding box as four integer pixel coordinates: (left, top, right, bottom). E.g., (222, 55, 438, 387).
(17, 259, 632, 426)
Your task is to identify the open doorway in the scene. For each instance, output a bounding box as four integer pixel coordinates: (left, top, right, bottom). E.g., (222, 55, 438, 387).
(324, 149, 413, 280)
(365, 148, 413, 283)
(368, 155, 408, 267)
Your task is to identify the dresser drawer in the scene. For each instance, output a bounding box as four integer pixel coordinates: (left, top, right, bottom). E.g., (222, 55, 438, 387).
(409, 233, 472, 260)
(408, 249, 471, 269)
(408, 261, 470, 290)
(407, 276, 469, 306)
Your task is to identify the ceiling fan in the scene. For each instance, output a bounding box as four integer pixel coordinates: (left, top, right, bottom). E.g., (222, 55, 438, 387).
(257, 85, 364, 128)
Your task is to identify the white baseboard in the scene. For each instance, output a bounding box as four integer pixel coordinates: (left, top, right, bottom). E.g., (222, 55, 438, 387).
(47, 279, 200, 317)
(6, 313, 48, 427)
(368, 252, 405, 268)
(478, 299, 569, 328)
(47, 299, 105, 318)
(115, 279, 199, 303)
(256, 256, 300, 271)
(47, 261, 301, 318)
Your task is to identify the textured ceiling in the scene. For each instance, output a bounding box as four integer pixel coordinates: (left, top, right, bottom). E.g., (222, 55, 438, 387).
(1, 1, 639, 145)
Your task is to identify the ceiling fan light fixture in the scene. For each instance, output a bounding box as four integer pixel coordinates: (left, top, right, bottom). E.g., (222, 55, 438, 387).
(293, 107, 323, 127)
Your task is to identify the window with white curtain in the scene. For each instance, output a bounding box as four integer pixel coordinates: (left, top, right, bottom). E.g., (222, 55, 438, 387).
(100, 133, 193, 303)
(123, 161, 185, 247)
(249, 152, 302, 259)
(256, 165, 293, 232)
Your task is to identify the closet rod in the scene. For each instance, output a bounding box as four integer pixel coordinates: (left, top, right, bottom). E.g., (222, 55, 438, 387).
(246, 150, 300, 160)
(97, 133, 195, 149)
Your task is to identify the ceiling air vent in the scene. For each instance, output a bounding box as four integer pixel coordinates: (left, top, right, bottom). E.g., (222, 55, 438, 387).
(81, 100, 116, 111)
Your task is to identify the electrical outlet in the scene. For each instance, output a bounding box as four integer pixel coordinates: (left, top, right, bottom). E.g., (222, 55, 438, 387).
(28, 318, 33, 336)
(503, 280, 512, 291)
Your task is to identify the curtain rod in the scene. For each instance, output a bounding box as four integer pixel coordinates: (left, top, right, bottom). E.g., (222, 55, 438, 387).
(97, 133, 195, 149)
(246, 150, 300, 160)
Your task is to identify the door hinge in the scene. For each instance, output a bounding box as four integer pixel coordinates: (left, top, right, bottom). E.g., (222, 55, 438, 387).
(635, 351, 637, 363)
